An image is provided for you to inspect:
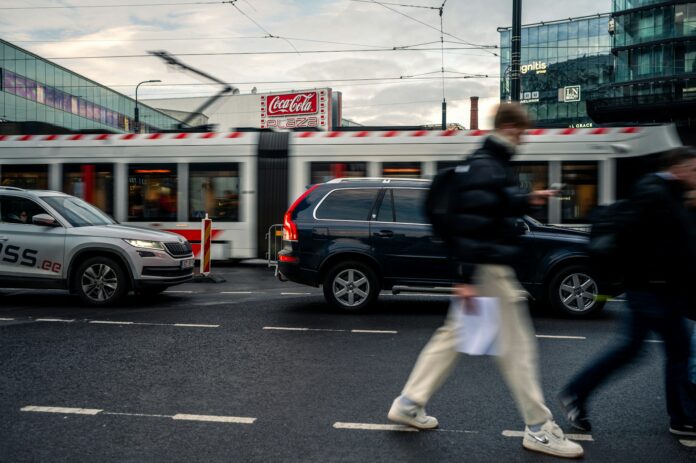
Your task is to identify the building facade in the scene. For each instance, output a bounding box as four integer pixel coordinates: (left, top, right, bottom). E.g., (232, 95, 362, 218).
(588, 1, 696, 127)
(499, 14, 613, 127)
(0, 39, 181, 133)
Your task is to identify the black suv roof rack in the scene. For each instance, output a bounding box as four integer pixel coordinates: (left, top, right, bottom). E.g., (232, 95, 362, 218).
(0, 186, 25, 191)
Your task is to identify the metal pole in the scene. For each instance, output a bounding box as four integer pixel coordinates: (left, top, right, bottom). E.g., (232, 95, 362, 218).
(442, 100, 447, 130)
(134, 80, 161, 133)
(510, 0, 522, 102)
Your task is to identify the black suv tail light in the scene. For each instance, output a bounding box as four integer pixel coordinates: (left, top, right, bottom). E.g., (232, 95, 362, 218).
(282, 184, 320, 241)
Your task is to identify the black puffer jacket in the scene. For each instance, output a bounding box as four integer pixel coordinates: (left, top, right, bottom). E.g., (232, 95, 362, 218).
(450, 135, 532, 282)
(619, 173, 696, 300)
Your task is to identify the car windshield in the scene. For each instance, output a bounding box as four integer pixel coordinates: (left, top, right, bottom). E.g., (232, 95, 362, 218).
(41, 195, 116, 227)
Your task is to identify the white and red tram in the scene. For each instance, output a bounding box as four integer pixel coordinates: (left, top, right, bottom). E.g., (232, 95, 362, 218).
(0, 125, 681, 259)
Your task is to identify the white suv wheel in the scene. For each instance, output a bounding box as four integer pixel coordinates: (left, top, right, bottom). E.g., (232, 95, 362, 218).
(76, 256, 128, 306)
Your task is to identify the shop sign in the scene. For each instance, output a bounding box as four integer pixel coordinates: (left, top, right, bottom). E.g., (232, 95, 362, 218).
(520, 91, 540, 104)
(267, 92, 318, 116)
(520, 61, 547, 75)
(562, 86, 581, 102)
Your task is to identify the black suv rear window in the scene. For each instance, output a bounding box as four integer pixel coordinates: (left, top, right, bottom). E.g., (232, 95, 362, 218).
(315, 188, 377, 221)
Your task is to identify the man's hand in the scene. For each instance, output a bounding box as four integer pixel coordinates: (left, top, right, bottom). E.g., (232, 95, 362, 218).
(454, 284, 478, 314)
(529, 189, 558, 206)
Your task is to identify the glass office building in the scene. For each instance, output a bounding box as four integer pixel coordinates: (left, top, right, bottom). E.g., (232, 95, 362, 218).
(587, 1, 696, 126)
(0, 39, 181, 133)
(499, 15, 613, 127)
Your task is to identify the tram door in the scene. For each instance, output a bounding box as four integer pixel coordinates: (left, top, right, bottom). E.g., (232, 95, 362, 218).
(257, 132, 290, 259)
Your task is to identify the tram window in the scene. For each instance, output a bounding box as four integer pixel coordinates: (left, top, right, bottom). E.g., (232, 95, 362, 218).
(0, 165, 48, 189)
(310, 162, 367, 184)
(513, 162, 549, 223)
(128, 164, 177, 221)
(561, 162, 598, 223)
(189, 163, 240, 222)
(63, 164, 114, 216)
(382, 162, 422, 179)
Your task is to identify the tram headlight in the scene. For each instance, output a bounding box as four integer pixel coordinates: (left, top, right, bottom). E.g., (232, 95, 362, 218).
(123, 239, 165, 250)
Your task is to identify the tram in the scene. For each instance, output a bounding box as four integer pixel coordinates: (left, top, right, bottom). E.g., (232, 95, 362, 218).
(0, 125, 681, 259)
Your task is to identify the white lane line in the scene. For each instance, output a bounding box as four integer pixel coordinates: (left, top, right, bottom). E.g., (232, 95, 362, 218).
(35, 318, 75, 323)
(680, 440, 696, 447)
(21, 406, 102, 415)
(280, 292, 313, 295)
(502, 430, 594, 441)
(351, 329, 398, 334)
(172, 414, 256, 424)
(383, 294, 451, 298)
(89, 320, 134, 325)
(536, 335, 586, 340)
(333, 422, 418, 432)
(163, 290, 194, 294)
(221, 291, 254, 294)
(173, 323, 219, 328)
(102, 412, 171, 418)
(645, 340, 664, 343)
(0, 317, 16, 321)
(263, 326, 346, 332)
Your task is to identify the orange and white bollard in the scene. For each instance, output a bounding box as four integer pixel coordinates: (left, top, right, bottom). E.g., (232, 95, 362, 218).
(200, 213, 212, 276)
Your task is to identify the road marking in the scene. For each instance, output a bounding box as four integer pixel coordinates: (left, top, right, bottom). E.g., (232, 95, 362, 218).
(280, 292, 313, 295)
(163, 290, 194, 294)
(536, 335, 586, 340)
(221, 291, 253, 294)
(645, 340, 664, 343)
(172, 414, 256, 424)
(0, 317, 16, 321)
(263, 326, 346, 332)
(680, 440, 696, 447)
(102, 412, 171, 418)
(89, 320, 134, 325)
(351, 329, 398, 334)
(35, 318, 75, 323)
(383, 294, 451, 298)
(173, 323, 219, 328)
(502, 430, 594, 441)
(333, 422, 418, 432)
(22, 406, 102, 415)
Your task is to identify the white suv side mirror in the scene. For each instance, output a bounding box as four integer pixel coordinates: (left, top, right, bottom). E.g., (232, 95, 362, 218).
(32, 213, 59, 227)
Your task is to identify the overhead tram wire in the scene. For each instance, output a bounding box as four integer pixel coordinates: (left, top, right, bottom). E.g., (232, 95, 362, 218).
(0, 1, 235, 9)
(226, 0, 301, 55)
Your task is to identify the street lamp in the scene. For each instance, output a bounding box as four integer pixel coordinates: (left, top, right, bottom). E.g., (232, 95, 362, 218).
(134, 79, 161, 133)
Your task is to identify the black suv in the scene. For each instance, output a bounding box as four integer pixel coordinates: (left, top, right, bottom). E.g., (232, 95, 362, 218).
(277, 178, 617, 317)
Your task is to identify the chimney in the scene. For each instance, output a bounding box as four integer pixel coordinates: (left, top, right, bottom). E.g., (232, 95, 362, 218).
(470, 96, 479, 130)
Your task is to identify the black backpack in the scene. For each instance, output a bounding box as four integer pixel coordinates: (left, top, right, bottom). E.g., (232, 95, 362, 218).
(586, 199, 633, 284)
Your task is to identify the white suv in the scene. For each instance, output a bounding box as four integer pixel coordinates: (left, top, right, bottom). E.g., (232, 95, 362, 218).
(0, 187, 194, 305)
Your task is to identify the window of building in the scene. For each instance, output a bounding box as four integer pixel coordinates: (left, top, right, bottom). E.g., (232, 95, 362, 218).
(381, 162, 422, 179)
(315, 188, 378, 221)
(310, 162, 367, 184)
(63, 164, 114, 216)
(1, 165, 48, 189)
(127, 164, 177, 221)
(561, 162, 598, 223)
(189, 163, 240, 221)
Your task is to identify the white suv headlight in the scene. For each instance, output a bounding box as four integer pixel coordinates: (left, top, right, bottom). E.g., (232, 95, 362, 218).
(124, 239, 164, 250)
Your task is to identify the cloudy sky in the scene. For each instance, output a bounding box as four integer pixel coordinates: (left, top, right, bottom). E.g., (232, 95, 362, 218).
(2, 0, 609, 128)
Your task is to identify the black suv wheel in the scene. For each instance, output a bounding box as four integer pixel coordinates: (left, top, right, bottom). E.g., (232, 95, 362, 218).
(75, 256, 128, 306)
(547, 265, 604, 317)
(323, 260, 380, 311)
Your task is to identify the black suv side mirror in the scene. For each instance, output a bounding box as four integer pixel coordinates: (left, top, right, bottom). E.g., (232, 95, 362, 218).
(32, 214, 59, 227)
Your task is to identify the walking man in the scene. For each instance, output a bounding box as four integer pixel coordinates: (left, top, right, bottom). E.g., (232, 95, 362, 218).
(388, 103, 584, 459)
(559, 147, 696, 437)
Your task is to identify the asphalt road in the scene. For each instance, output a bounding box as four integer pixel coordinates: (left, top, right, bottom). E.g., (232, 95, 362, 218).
(1, 264, 694, 462)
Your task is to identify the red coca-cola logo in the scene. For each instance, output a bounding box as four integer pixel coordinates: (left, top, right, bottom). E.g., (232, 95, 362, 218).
(267, 92, 318, 116)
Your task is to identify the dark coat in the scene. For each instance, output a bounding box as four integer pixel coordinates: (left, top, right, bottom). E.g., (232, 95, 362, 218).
(449, 135, 531, 282)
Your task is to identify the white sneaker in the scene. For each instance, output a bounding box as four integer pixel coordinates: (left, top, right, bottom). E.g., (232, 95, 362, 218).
(387, 396, 439, 429)
(522, 420, 584, 459)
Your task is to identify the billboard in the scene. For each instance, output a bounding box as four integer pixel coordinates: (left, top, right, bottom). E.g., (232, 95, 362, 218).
(261, 89, 331, 130)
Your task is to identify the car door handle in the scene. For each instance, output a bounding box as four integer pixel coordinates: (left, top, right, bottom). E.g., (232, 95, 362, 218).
(374, 230, 394, 238)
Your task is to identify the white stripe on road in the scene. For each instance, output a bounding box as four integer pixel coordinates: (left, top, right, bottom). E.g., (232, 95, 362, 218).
(680, 440, 696, 447)
(0, 317, 16, 321)
(502, 430, 594, 441)
(333, 422, 418, 432)
(536, 335, 586, 340)
(263, 326, 346, 332)
(172, 414, 256, 424)
(280, 292, 313, 295)
(22, 406, 102, 415)
(221, 291, 253, 294)
(102, 412, 172, 418)
(88, 320, 217, 328)
(89, 320, 134, 325)
(383, 294, 451, 298)
(173, 323, 220, 328)
(35, 318, 75, 323)
(351, 329, 398, 334)
(163, 290, 194, 294)
(645, 340, 664, 343)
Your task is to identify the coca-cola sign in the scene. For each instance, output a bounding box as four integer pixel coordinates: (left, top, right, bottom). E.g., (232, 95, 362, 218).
(266, 92, 318, 117)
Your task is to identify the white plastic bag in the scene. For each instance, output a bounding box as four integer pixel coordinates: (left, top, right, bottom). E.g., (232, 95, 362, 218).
(451, 297, 500, 356)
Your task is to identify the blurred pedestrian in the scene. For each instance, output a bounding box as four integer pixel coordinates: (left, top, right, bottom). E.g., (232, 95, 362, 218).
(559, 147, 696, 437)
(388, 103, 583, 459)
